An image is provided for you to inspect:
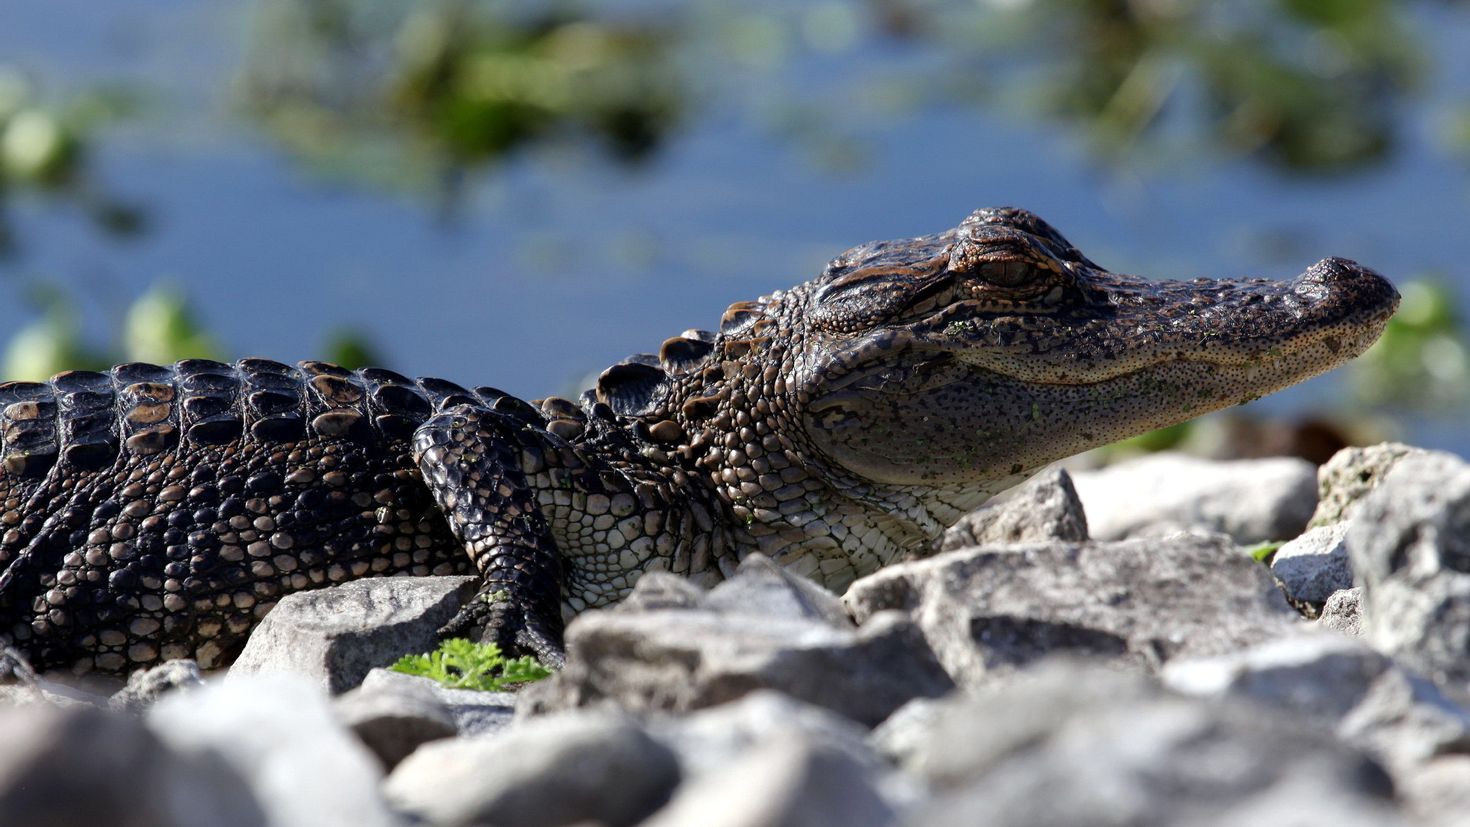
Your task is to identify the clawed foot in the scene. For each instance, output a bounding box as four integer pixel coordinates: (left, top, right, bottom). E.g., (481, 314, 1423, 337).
(438, 589, 567, 670)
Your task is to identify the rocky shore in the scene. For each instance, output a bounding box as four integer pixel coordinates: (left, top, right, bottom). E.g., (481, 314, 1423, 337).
(5, 442, 1470, 827)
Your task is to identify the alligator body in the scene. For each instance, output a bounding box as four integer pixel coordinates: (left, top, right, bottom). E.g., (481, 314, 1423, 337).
(0, 208, 1398, 675)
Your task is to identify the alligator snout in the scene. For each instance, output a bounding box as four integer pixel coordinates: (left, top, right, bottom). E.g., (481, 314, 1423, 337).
(1295, 257, 1401, 320)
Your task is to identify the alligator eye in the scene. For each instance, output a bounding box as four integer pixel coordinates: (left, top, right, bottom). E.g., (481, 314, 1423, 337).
(978, 259, 1035, 287)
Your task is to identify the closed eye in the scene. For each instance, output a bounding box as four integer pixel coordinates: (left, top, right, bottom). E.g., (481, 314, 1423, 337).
(978, 259, 1036, 287)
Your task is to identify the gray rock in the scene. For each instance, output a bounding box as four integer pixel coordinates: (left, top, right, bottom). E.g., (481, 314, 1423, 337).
(335, 679, 457, 770)
(894, 660, 1405, 827)
(1162, 632, 1470, 775)
(1271, 522, 1353, 608)
(845, 534, 1299, 687)
(148, 674, 399, 827)
(358, 667, 516, 737)
(1319, 587, 1365, 637)
(384, 710, 679, 827)
(648, 690, 880, 779)
(869, 696, 947, 768)
(640, 735, 894, 827)
(230, 575, 477, 694)
(1348, 453, 1470, 696)
(521, 608, 952, 727)
(703, 554, 853, 628)
(109, 659, 205, 713)
(0, 675, 108, 709)
(1311, 442, 1425, 528)
(0, 702, 264, 827)
(938, 468, 1088, 553)
(615, 570, 706, 612)
(1071, 452, 1317, 543)
(1400, 755, 1470, 827)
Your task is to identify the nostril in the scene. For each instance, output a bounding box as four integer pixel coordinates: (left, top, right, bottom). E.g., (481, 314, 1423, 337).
(1296, 257, 1400, 312)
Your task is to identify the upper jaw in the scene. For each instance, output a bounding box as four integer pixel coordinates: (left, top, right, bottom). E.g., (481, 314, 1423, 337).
(920, 257, 1399, 385)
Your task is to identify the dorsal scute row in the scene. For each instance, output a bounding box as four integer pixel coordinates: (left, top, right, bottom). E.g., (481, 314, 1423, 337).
(593, 324, 729, 419)
(0, 358, 535, 479)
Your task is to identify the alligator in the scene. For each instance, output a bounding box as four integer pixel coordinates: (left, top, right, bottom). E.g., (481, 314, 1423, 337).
(0, 208, 1398, 675)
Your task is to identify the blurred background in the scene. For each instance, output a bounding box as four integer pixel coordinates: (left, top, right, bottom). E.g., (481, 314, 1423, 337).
(0, 0, 1467, 460)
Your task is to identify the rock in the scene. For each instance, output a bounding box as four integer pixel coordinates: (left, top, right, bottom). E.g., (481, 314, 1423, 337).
(0, 702, 264, 827)
(1271, 522, 1353, 608)
(1311, 442, 1425, 528)
(615, 571, 706, 612)
(521, 607, 952, 727)
(148, 674, 398, 827)
(1071, 452, 1316, 543)
(1348, 453, 1470, 696)
(869, 696, 947, 769)
(358, 667, 515, 737)
(229, 575, 477, 694)
(384, 710, 679, 827)
(640, 735, 894, 827)
(647, 690, 881, 779)
(845, 534, 1298, 687)
(937, 468, 1088, 553)
(894, 660, 1405, 827)
(109, 659, 205, 713)
(522, 554, 951, 726)
(1162, 632, 1470, 776)
(703, 554, 853, 628)
(335, 678, 457, 770)
(1319, 587, 1365, 637)
(1400, 755, 1470, 826)
(0, 675, 108, 709)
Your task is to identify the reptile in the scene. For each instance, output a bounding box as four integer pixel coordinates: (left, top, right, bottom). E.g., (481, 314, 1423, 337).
(0, 207, 1398, 675)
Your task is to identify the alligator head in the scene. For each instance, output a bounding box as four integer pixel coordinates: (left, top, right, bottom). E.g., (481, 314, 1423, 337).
(595, 207, 1399, 581)
(797, 207, 1398, 489)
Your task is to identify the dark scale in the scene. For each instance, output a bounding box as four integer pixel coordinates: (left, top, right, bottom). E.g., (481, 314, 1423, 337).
(0, 207, 1401, 675)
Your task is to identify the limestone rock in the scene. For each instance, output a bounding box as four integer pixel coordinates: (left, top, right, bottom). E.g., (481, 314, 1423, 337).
(1319, 588, 1365, 638)
(648, 690, 882, 780)
(1162, 632, 1470, 775)
(357, 667, 515, 737)
(109, 659, 205, 713)
(1348, 453, 1470, 697)
(640, 735, 893, 827)
(0, 702, 263, 827)
(894, 660, 1404, 827)
(148, 674, 398, 827)
(703, 554, 853, 629)
(1311, 442, 1426, 528)
(845, 534, 1299, 687)
(384, 710, 678, 827)
(522, 556, 951, 726)
(938, 468, 1088, 553)
(1271, 522, 1353, 608)
(334, 678, 458, 770)
(1072, 452, 1316, 543)
(230, 575, 477, 694)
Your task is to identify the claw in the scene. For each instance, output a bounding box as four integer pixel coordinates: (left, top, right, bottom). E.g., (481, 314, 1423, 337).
(437, 589, 566, 670)
(516, 624, 567, 669)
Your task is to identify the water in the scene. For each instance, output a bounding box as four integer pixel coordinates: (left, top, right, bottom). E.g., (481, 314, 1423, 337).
(2, 0, 1467, 452)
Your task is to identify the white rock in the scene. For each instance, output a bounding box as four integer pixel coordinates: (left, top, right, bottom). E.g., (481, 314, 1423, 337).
(148, 674, 398, 827)
(1072, 452, 1316, 543)
(1271, 522, 1353, 606)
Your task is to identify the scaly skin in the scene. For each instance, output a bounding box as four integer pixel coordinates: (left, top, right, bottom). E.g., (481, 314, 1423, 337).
(0, 208, 1398, 674)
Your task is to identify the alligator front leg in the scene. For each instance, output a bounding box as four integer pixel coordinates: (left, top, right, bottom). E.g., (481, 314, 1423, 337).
(413, 406, 566, 667)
